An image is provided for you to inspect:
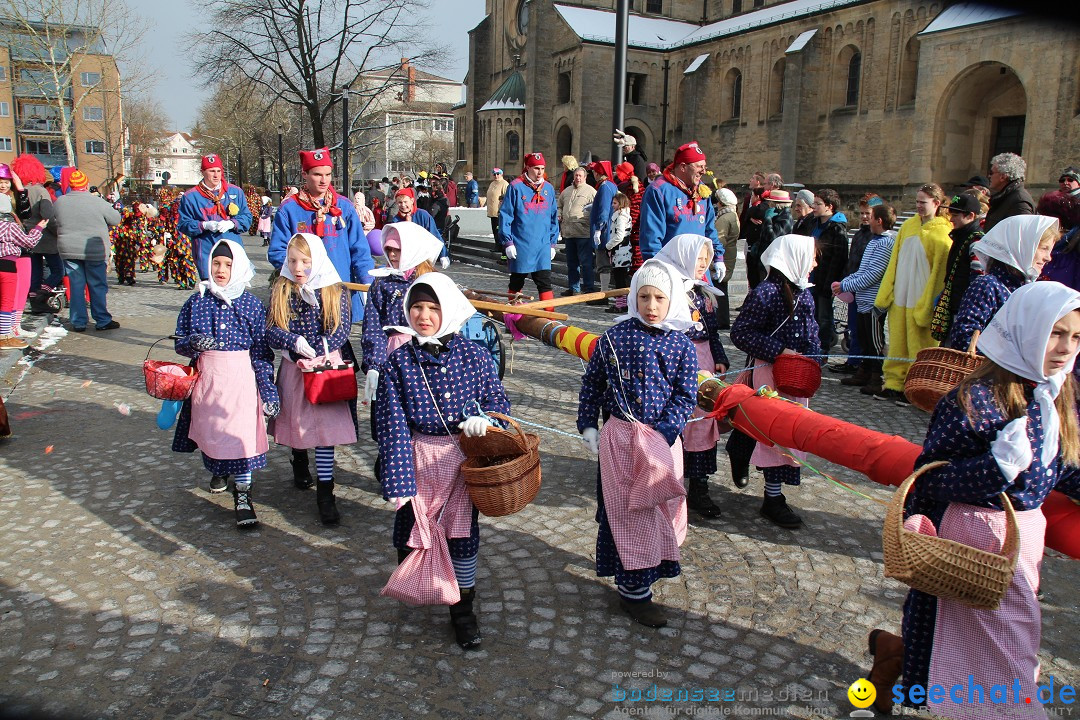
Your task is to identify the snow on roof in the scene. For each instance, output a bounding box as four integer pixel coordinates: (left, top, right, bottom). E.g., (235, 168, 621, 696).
(553, 4, 699, 49)
(554, 0, 869, 50)
(786, 29, 816, 53)
(683, 53, 710, 74)
(918, 2, 1021, 35)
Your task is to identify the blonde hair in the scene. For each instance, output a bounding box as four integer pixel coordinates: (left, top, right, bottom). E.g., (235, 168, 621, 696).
(269, 235, 345, 334)
(958, 361, 1080, 467)
(613, 192, 630, 211)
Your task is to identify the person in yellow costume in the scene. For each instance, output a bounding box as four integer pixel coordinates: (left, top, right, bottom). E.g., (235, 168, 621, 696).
(872, 183, 953, 405)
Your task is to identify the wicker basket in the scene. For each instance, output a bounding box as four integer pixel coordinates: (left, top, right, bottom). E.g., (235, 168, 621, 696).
(459, 413, 531, 459)
(142, 338, 199, 401)
(772, 353, 822, 397)
(904, 331, 984, 412)
(882, 461, 1019, 610)
(460, 413, 542, 517)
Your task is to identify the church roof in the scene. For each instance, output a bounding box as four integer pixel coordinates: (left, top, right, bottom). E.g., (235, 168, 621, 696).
(553, 0, 872, 50)
(478, 71, 525, 112)
(918, 2, 1021, 35)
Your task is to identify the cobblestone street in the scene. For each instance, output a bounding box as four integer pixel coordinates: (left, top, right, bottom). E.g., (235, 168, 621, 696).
(1, 237, 1077, 720)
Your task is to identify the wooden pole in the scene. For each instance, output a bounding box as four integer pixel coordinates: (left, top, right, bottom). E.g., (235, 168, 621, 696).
(511, 288, 628, 311)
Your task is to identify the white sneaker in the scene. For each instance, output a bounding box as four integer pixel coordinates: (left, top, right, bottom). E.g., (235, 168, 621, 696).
(16, 326, 38, 338)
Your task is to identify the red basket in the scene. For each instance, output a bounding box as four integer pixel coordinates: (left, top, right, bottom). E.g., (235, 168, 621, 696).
(772, 353, 822, 397)
(142, 338, 199, 401)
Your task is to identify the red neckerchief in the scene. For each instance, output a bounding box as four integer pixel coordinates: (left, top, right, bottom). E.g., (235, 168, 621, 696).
(294, 186, 343, 237)
(662, 166, 701, 215)
(519, 172, 545, 201)
(195, 181, 229, 218)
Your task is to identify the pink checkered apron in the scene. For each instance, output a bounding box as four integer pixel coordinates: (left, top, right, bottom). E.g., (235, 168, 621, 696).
(187, 350, 268, 460)
(269, 353, 357, 449)
(749, 362, 808, 468)
(600, 416, 687, 571)
(380, 433, 472, 606)
(682, 340, 722, 452)
(927, 502, 1047, 720)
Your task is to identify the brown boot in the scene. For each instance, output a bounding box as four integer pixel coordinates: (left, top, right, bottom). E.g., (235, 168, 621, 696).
(860, 374, 883, 395)
(841, 366, 871, 386)
(867, 629, 903, 715)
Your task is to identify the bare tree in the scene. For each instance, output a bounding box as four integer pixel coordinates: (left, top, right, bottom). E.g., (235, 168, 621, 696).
(0, 0, 150, 164)
(123, 95, 168, 180)
(190, 0, 445, 149)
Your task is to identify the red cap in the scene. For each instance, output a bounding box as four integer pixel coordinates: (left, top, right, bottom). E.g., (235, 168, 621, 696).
(201, 154, 223, 171)
(615, 162, 635, 182)
(300, 147, 332, 172)
(673, 141, 706, 165)
(523, 152, 545, 168)
(395, 187, 415, 200)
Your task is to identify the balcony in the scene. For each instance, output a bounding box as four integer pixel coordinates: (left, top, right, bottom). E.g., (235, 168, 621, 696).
(17, 117, 67, 135)
(29, 153, 68, 167)
(12, 81, 73, 100)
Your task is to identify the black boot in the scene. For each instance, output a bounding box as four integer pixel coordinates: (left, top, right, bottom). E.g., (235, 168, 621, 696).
(727, 430, 755, 489)
(233, 484, 258, 528)
(316, 480, 340, 525)
(686, 477, 721, 518)
(760, 494, 802, 529)
(291, 449, 314, 489)
(449, 588, 482, 650)
(619, 596, 668, 628)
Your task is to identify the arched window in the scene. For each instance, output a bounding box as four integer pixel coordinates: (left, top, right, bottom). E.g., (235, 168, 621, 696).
(506, 130, 519, 161)
(557, 72, 571, 104)
(726, 68, 743, 120)
(846, 51, 861, 107)
(898, 36, 919, 104)
(556, 125, 573, 158)
(769, 58, 785, 116)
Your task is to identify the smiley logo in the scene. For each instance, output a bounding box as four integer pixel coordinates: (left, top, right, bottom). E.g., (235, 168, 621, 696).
(848, 678, 876, 709)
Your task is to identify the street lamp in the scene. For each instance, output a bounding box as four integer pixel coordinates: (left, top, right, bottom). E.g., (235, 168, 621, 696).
(277, 125, 284, 200)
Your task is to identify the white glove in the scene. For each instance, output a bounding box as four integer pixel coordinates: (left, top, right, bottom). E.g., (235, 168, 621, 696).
(550, 246, 558, 260)
(201, 220, 219, 233)
(582, 427, 600, 455)
(364, 369, 379, 402)
(592, 229, 602, 247)
(612, 129, 628, 147)
(505, 245, 518, 261)
(439, 256, 450, 269)
(217, 220, 235, 233)
(713, 260, 727, 283)
(990, 416, 1033, 482)
(461, 415, 492, 438)
(293, 336, 318, 359)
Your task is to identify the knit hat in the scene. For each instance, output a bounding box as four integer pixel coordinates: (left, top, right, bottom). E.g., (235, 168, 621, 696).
(211, 242, 233, 259)
(201, 154, 223, 171)
(523, 152, 545, 168)
(717, 188, 738, 208)
(492, 167, 503, 175)
(646, 162, 661, 174)
(299, 147, 332, 172)
(68, 169, 89, 191)
(673, 142, 705, 165)
(795, 189, 814, 207)
(635, 262, 672, 297)
(407, 283, 438, 308)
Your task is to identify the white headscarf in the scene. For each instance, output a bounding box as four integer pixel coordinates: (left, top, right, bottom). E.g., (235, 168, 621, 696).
(617, 259, 696, 332)
(369, 222, 445, 278)
(655, 233, 723, 299)
(280, 232, 342, 307)
(761, 234, 815, 290)
(386, 272, 476, 347)
(971, 214, 1058, 281)
(977, 281, 1080, 467)
(198, 238, 255, 306)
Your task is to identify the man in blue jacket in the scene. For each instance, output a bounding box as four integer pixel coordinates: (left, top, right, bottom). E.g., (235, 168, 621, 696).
(268, 147, 375, 324)
(178, 154, 253, 280)
(638, 142, 722, 277)
(387, 187, 449, 267)
(499, 152, 559, 307)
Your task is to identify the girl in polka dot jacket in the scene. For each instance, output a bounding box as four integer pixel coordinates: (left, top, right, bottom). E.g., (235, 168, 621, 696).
(577, 259, 699, 629)
(172, 239, 278, 529)
(374, 272, 509, 651)
(266, 233, 358, 527)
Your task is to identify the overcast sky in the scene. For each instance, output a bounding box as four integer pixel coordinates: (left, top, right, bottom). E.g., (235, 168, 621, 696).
(126, 0, 486, 131)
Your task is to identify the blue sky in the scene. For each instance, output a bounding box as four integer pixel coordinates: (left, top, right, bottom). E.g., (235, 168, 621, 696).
(127, 0, 486, 131)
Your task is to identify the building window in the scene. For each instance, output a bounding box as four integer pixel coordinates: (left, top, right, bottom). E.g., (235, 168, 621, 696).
(726, 69, 742, 120)
(992, 116, 1025, 157)
(24, 139, 60, 155)
(80, 71, 101, 87)
(753, 0, 764, 6)
(627, 73, 646, 105)
(646, 0, 662, 12)
(898, 37, 919, 105)
(83, 106, 104, 121)
(732, 0, 742, 13)
(433, 118, 454, 132)
(769, 58, 785, 116)
(846, 52, 861, 107)
(0, 66, 7, 81)
(0, 138, 10, 152)
(557, 72, 571, 104)
(85, 140, 105, 154)
(0, 102, 8, 117)
(506, 130, 519, 162)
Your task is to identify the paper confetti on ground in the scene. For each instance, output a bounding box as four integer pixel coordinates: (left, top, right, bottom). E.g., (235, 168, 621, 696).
(81, 380, 92, 388)
(44, 445, 53, 454)
(115, 402, 131, 416)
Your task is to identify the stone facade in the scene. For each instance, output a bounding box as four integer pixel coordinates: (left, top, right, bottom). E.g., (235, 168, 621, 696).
(457, 0, 1079, 206)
